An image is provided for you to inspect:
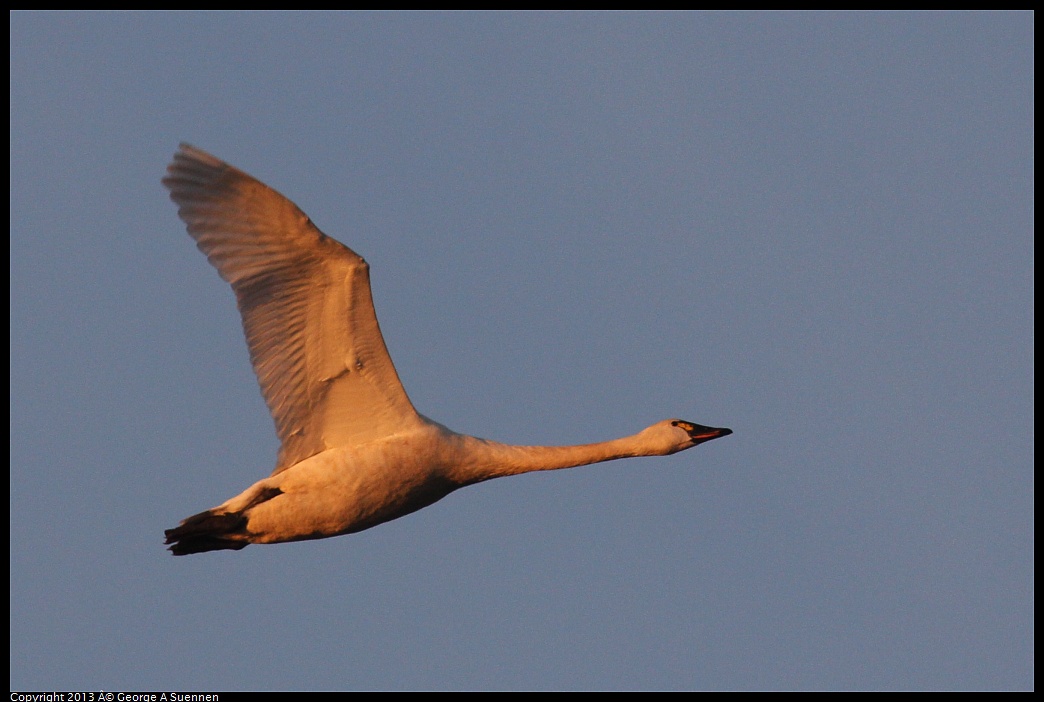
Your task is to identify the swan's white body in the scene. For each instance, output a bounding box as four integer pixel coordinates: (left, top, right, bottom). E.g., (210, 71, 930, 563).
(162, 144, 731, 555)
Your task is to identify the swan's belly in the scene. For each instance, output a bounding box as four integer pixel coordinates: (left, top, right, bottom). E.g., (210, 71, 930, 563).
(241, 431, 461, 543)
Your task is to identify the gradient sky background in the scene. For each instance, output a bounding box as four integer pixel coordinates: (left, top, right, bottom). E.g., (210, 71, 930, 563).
(10, 12, 1033, 691)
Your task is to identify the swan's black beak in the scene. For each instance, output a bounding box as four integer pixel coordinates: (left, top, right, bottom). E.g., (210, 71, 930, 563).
(673, 421, 733, 446)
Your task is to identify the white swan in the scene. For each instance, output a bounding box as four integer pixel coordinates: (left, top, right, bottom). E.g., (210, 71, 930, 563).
(162, 144, 731, 555)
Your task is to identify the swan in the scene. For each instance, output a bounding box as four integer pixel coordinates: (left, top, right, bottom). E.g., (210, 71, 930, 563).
(162, 144, 732, 555)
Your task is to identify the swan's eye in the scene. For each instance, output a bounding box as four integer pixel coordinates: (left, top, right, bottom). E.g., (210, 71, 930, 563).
(672, 421, 694, 432)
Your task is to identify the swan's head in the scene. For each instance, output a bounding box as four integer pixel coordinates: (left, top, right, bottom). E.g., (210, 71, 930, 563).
(642, 419, 733, 455)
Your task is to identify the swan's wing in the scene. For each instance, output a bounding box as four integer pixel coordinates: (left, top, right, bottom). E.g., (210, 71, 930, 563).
(163, 144, 423, 475)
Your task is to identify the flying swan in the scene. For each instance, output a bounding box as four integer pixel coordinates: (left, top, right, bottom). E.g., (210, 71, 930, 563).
(162, 144, 732, 555)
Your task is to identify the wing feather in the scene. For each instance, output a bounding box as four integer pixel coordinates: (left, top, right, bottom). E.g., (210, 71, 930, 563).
(162, 144, 422, 474)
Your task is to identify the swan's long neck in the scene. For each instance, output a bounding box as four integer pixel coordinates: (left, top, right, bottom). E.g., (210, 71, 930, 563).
(448, 432, 654, 486)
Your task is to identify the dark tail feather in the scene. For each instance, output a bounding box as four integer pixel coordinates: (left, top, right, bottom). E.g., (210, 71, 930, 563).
(164, 510, 250, 555)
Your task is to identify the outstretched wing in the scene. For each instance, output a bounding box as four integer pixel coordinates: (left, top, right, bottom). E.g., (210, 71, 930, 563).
(163, 144, 423, 474)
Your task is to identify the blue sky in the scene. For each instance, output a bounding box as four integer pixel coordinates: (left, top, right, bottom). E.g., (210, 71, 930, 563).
(10, 11, 1033, 690)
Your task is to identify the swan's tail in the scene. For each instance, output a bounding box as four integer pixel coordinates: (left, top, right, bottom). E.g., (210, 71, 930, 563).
(165, 486, 282, 556)
(164, 510, 250, 556)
